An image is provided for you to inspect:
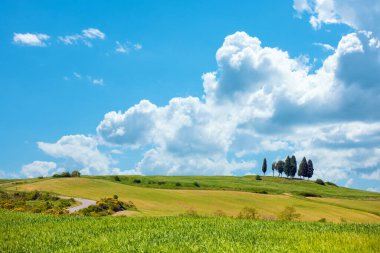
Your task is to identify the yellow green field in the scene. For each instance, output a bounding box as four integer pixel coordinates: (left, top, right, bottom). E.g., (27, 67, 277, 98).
(10, 177, 380, 223)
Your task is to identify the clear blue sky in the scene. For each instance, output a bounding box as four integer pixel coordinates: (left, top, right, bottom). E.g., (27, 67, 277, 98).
(1, 0, 379, 192)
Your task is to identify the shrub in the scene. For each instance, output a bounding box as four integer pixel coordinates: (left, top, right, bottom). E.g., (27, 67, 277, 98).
(158, 181, 166, 185)
(79, 197, 136, 216)
(278, 206, 301, 221)
(114, 176, 121, 182)
(180, 209, 199, 217)
(37, 176, 44, 179)
(238, 207, 257, 219)
(71, 170, 81, 177)
(326, 181, 338, 187)
(113, 195, 118, 200)
(298, 192, 321, 197)
(315, 179, 325, 185)
(318, 218, 327, 223)
(193, 182, 200, 187)
(175, 182, 182, 187)
(255, 175, 262, 181)
(52, 172, 71, 178)
(213, 210, 227, 217)
(133, 179, 141, 184)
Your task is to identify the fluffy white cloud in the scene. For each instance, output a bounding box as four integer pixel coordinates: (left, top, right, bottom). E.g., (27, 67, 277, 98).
(13, 33, 49, 47)
(58, 28, 105, 47)
(37, 135, 112, 175)
(21, 161, 63, 178)
(314, 42, 335, 51)
(95, 31, 380, 180)
(361, 169, 380, 180)
(293, 0, 380, 37)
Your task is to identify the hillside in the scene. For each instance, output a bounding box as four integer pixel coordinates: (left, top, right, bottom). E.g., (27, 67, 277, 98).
(6, 176, 380, 223)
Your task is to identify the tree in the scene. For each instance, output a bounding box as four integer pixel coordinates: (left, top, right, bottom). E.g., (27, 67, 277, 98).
(284, 156, 291, 178)
(272, 162, 276, 177)
(299, 157, 308, 178)
(276, 160, 285, 177)
(290, 155, 297, 178)
(71, 170, 81, 177)
(262, 158, 267, 176)
(298, 157, 307, 177)
(307, 159, 314, 180)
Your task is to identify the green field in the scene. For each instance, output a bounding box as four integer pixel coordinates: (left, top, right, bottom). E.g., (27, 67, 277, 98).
(9, 177, 380, 223)
(1, 209, 379, 253)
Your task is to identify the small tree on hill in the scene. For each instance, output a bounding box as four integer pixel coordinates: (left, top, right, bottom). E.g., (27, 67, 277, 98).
(299, 157, 308, 179)
(262, 158, 267, 176)
(276, 160, 285, 177)
(307, 159, 314, 180)
(284, 156, 291, 178)
(71, 170, 81, 177)
(290, 156, 297, 178)
(272, 162, 276, 177)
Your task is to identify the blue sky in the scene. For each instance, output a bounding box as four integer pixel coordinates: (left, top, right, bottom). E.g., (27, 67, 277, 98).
(1, 0, 380, 192)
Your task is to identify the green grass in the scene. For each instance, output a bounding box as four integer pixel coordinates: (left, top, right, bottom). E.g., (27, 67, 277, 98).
(1, 209, 379, 253)
(89, 175, 380, 199)
(10, 177, 380, 223)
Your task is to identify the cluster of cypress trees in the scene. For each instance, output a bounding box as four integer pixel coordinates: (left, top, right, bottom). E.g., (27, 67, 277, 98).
(263, 156, 314, 179)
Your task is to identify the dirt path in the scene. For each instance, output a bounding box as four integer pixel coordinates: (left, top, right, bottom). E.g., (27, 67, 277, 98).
(59, 196, 96, 213)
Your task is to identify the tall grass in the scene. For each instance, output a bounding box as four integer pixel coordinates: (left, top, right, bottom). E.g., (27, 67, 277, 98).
(1, 209, 379, 252)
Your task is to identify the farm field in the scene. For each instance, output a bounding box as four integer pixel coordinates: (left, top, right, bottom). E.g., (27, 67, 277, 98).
(9, 177, 380, 223)
(1, 209, 379, 253)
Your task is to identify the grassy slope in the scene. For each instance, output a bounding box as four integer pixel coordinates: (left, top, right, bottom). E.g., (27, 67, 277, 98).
(1, 210, 379, 253)
(89, 175, 380, 199)
(11, 177, 380, 223)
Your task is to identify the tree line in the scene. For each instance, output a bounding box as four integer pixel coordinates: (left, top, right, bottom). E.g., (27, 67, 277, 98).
(261, 156, 314, 179)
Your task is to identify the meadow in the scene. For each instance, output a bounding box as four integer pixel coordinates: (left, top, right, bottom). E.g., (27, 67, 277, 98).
(1, 209, 379, 253)
(9, 177, 380, 223)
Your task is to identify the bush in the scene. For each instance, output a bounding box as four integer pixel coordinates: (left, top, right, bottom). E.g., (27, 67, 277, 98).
(71, 170, 81, 177)
(193, 182, 200, 187)
(175, 182, 182, 187)
(37, 176, 44, 179)
(278, 206, 301, 221)
(318, 218, 327, 223)
(79, 197, 136, 216)
(326, 181, 338, 187)
(133, 179, 141, 184)
(315, 179, 325, 185)
(298, 192, 321, 197)
(158, 181, 166, 185)
(238, 207, 257, 219)
(52, 172, 71, 178)
(213, 210, 227, 217)
(180, 209, 199, 217)
(114, 176, 121, 182)
(255, 175, 262, 181)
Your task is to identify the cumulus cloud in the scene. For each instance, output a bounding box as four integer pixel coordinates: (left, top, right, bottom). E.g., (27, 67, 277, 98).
(314, 42, 335, 51)
(21, 161, 63, 178)
(37, 135, 112, 175)
(361, 169, 380, 180)
(13, 33, 50, 47)
(293, 0, 380, 37)
(58, 28, 105, 47)
(95, 31, 380, 180)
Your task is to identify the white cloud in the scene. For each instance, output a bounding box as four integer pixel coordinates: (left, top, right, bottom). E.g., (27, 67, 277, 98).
(37, 135, 112, 175)
(21, 161, 63, 178)
(95, 31, 380, 179)
(115, 41, 142, 54)
(58, 28, 105, 47)
(314, 42, 335, 51)
(13, 33, 50, 47)
(367, 187, 380, 192)
(92, 78, 104, 86)
(344, 178, 354, 188)
(293, 0, 380, 37)
(82, 28, 105, 40)
(361, 169, 380, 180)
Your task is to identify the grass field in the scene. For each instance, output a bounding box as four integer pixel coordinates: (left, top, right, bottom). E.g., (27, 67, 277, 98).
(89, 175, 380, 199)
(10, 177, 380, 223)
(1, 209, 379, 253)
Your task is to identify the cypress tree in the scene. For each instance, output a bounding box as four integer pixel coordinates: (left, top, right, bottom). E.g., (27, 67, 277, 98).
(272, 162, 276, 177)
(276, 160, 285, 177)
(301, 157, 308, 178)
(290, 155, 297, 178)
(262, 158, 267, 176)
(284, 156, 291, 178)
(307, 159, 314, 180)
